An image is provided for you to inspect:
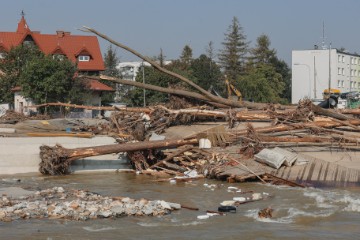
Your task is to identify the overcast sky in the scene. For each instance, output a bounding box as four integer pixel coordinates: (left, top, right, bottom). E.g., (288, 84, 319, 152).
(2, 0, 360, 65)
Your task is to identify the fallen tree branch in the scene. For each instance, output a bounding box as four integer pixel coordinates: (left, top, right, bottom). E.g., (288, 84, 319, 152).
(85, 75, 228, 108)
(39, 138, 198, 175)
(79, 26, 274, 110)
(149, 145, 193, 169)
(29, 102, 152, 113)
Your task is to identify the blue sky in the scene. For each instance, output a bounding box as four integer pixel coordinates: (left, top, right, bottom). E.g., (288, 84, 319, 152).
(2, 0, 360, 64)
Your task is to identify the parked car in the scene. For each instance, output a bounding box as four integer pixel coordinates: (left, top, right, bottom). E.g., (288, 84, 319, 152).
(340, 91, 360, 100)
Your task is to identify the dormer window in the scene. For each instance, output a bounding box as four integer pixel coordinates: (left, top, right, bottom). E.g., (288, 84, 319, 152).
(53, 54, 65, 61)
(78, 55, 90, 62)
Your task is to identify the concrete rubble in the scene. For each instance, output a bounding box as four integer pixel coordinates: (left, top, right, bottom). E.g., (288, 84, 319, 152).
(0, 187, 180, 222)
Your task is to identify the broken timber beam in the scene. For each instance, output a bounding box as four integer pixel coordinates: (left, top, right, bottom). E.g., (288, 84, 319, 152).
(39, 138, 198, 175)
(30, 102, 152, 114)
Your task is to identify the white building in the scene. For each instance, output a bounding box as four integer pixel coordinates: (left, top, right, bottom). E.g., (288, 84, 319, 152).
(117, 61, 172, 81)
(117, 61, 151, 81)
(292, 48, 360, 104)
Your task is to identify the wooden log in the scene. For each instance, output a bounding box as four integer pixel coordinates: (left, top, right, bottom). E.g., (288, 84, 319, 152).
(150, 145, 193, 169)
(262, 173, 305, 188)
(232, 119, 360, 137)
(85, 75, 228, 108)
(27, 132, 93, 138)
(259, 136, 334, 143)
(80, 26, 274, 110)
(29, 102, 152, 114)
(39, 138, 198, 175)
(311, 104, 350, 121)
(340, 108, 360, 115)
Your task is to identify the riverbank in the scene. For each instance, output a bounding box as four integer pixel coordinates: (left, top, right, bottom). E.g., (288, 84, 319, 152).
(1, 172, 359, 239)
(1, 120, 360, 187)
(0, 136, 130, 175)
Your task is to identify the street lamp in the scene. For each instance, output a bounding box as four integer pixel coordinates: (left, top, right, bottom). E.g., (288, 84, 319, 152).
(294, 63, 311, 99)
(142, 61, 146, 107)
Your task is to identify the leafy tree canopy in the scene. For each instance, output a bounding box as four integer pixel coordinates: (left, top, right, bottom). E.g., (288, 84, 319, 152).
(190, 54, 224, 95)
(0, 44, 43, 103)
(20, 55, 77, 104)
(219, 16, 249, 81)
(237, 63, 284, 103)
(250, 34, 276, 65)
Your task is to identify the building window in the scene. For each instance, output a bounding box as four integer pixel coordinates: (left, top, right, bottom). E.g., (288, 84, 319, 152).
(358, 82, 360, 89)
(355, 58, 358, 64)
(338, 68, 341, 75)
(53, 54, 65, 61)
(78, 55, 90, 61)
(342, 68, 345, 75)
(342, 56, 345, 63)
(351, 70, 353, 76)
(338, 80, 341, 87)
(338, 55, 341, 62)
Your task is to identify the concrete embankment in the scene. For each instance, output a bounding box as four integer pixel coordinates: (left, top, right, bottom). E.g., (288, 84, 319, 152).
(0, 136, 131, 175)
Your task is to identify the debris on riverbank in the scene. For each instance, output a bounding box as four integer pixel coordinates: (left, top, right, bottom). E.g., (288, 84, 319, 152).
(0, 187, 181, 222)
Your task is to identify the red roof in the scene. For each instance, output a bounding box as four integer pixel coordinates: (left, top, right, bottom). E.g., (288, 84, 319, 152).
(88, 79, 114, 91)
(0, 16, 105, 71)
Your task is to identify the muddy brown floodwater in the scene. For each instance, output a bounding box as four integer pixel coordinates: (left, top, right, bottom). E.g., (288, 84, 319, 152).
(1, 172, 360, 239)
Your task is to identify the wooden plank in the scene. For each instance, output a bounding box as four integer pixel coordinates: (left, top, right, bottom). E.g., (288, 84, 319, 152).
(27, 132, 93, 138)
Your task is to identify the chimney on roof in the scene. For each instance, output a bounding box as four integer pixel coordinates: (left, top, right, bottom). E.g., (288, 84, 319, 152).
(56, 30, 65, 37)
(64, 31, 71, 36)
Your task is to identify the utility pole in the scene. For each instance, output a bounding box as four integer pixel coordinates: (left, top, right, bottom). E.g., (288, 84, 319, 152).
(328, 43, 332, 108)
(142, 61, 146, 107)
(314, 56, 317, 98)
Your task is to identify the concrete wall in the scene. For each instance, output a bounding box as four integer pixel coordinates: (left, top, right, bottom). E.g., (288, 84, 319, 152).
(292, 49, 360, 104)
(0, 103, 9, 117)
(0, 136, 131, 175)
(14, 92, 36, 115)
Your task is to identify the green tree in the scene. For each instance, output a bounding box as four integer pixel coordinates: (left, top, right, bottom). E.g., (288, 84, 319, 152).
(158, 48, 166, 67)
(190, 54, 224, 94)
(251, 34, 276, 65)
(205, 41, 215, 62)
(125, 63, 192, 107)
(0, 44, 43, 103)
(180, 45, 193, 67)
(219, 17, 249, 81)
(20, 55, 77, 104)
(238, 63, 284, 103)
(103, 45, 120, 77)
(244, 34, 291, 103)
(270, 57, 291, 102)
(102, 45, 121, 103)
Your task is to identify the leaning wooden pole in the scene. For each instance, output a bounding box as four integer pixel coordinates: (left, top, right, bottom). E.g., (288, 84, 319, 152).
(79, 26, 274, 110)
(39, 138, 198, 175)
(80, 27, 351, 118)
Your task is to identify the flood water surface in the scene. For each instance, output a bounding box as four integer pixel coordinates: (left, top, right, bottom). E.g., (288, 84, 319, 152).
(1, 172, 360, 239)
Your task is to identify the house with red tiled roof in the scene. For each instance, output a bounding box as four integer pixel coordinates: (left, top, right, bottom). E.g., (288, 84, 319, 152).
(0, 14, 114, 117)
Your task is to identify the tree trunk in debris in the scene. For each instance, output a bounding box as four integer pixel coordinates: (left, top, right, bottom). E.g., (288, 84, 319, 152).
(232, 119, 360, 137)
(30, 102, 152, 113)
(39, 138, 198, 175)
(80, 26, 359, 121)
(311, 104, 350, 121)
(86, 75, 228, 108)
(80, 26, 274, 110)
(340, 108, 360, 115)
(259, 136, 334, 143)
